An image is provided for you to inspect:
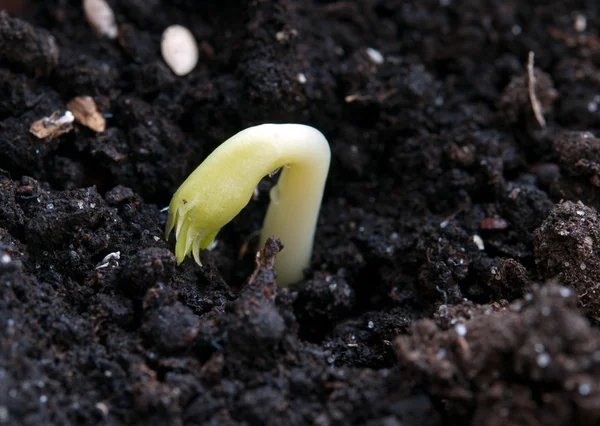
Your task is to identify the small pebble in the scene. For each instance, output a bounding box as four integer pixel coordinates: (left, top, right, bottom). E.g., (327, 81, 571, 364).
(473, 234, 485, 250)
(366, 47, 384, 65)
(579, 383, 591, 396)
(560, 287, 572, 297)
(161, 25, 199, 76)
(95, 402, 109, 416)
(83, 0, 118, 39)
(574, 13, 587, 32)
(537, 353, 551, 368)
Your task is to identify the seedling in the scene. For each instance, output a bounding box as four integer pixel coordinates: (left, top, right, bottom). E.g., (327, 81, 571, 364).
(166, 123, 331, 286)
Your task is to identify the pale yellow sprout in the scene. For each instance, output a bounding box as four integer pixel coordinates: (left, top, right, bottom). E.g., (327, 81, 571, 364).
(165, 123, 331, 286)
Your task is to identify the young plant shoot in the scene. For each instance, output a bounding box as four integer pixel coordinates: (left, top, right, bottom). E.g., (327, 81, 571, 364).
(165, 123, 331, 286)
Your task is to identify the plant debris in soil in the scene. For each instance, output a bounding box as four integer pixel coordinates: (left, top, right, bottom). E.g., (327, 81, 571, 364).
(3, 1, 600, 425)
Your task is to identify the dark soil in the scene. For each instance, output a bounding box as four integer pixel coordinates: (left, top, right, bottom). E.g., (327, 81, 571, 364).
(2, 1, 600, 425)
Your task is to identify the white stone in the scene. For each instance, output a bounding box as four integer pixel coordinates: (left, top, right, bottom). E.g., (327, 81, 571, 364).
(473, 234, 485, 250)
(366, 47, 384, 65)
(161, 25, 199, 76)
(83, 0, 118, 39)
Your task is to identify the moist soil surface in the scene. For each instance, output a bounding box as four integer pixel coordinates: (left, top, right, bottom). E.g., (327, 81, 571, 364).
(3, 1, 600, 425)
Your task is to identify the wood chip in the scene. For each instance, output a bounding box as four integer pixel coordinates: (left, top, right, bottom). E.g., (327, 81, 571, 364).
(67, 96, 106, 132)
(30, 111, 74, 140)
(480, 217, 509, 230)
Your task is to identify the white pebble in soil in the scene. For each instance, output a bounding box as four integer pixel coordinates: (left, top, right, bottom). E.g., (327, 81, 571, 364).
(161, 25, 199, 76)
